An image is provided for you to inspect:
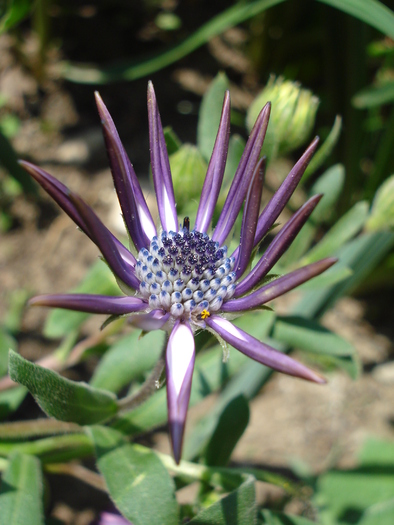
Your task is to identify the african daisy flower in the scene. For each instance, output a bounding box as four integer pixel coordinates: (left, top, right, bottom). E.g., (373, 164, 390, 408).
(21, 82, 336, 464)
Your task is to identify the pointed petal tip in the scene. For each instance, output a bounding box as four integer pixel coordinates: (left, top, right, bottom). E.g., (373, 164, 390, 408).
(169, 420, 184, 465)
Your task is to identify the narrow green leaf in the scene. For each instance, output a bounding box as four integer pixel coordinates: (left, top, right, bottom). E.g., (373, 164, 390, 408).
(271, 315, 355, 356)
(205, 395, 250, 467)
(90, 330, 164, 393)
(223, 134, 246, 186)
(302, 115, 342, 181)
(163, 126, 182, 155)
(9, 350, 118, 425)
(353, 81, 394, 108)
(309, 164, 345, 222)
(294, 231, 394, 318)
(197, 72, 229, 161)
(0, 453, 44, 525)
(189, 475, 256, 525)
(89, 426, 178, 525)
(61, 0, 285, 84)
(43, 259, 120, 339)
(0, 0, 31, 33)
(300, 201, 369, 265)
(317, 0, 394, 39)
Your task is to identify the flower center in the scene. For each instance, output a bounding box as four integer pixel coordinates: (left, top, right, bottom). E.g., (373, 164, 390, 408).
(136, 226, 236, 322)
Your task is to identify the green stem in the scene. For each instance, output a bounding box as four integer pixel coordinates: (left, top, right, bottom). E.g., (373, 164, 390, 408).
(0, 419, 82, 440)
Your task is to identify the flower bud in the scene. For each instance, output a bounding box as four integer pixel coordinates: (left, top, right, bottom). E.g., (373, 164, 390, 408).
(246, 76, 319, 159)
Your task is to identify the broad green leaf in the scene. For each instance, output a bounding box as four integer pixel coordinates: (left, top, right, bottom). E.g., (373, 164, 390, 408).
(0, 327, 17, 377)
(271, 315, 355, 357)
(9, 350, 118, 424)
(359, 438, 394, 466)
(44, 259, 120, 338)
(204, 394, 250, 467)
(296, 263, 352, 290)
(260, 510, 316, 524)
(61, 0, 285, 83)
(89, 426, 178, 525)
(300, 201, 369, 265)
(198, 72, 229, 161)
(353, 81, 394, 108)
(0, 453, 44, 525)
(317, 0, 394, 39)
(90, 330, 164, 393)
(189, 475, 256, 525)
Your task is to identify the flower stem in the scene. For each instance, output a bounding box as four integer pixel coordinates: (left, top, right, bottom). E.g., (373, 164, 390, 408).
(117, 334, 168, 413)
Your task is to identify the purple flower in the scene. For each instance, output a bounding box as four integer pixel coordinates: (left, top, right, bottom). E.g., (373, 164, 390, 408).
(21, 82, 336, 464)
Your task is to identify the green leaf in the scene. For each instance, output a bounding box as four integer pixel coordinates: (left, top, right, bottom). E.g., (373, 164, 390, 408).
(300, 201, 369, 265)
(163, 126, 182, 155)
(302, 115, 342, 181)
(0, 387, 27, 421)
(170, 144, 208, 210)
(271, 315, 355, 356)
(309, 164, 345, 222)
(90, 330, 165, 393)
(204, 395, 250, 467)
(189, 475, 256, 525)
(366, 174, 394, 231)
(353, 81, 394, 108)
(317, 0, 394, 39)
(223, 134, 246, 186)
(0, 327, 17, 377)
(260, 509, 316, 524)
(43, 260, 120, 339)
(0, 0, 31, 33)
(0, 453, 44, 525)
(294, 231, 394, 318)
(0, 130, 36, 194)
(9, 350, 118, 425)
(61, 0, 286, 84)
(197, 72, 229, 161)
(89, 426, 178, 525)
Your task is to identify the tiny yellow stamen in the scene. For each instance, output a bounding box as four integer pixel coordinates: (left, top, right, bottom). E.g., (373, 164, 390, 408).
(200, 309, 210, 320)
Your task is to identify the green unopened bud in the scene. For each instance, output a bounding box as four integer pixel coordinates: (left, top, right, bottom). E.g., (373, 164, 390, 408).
(169, 144, 207, 216)
(246, 76, 319, 159)
(366, 175, 394, 231)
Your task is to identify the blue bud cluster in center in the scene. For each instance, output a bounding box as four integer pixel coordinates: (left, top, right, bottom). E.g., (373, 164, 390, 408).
(136, 229, 236, 321)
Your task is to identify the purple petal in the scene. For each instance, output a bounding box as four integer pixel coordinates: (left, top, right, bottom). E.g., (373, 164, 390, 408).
(70, 193, 140, 290)
(195, 91, 230, 233)
(166, 320, 195, 464)
(222, 258, 337, 312)
(19, 160, 136, 268)
(212, 102, 270, 245)
(97, 512, 132, 525)
(235, 157, 266, 278)
(95, 92, 156, 251)
(206, 316, 325, 383)
(29, 294, 148, 315)
(232, 137, 320, 262)
(128, 309, 170, 331)
(235, 194, 323, 296)
(147, 82, 178, 233)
